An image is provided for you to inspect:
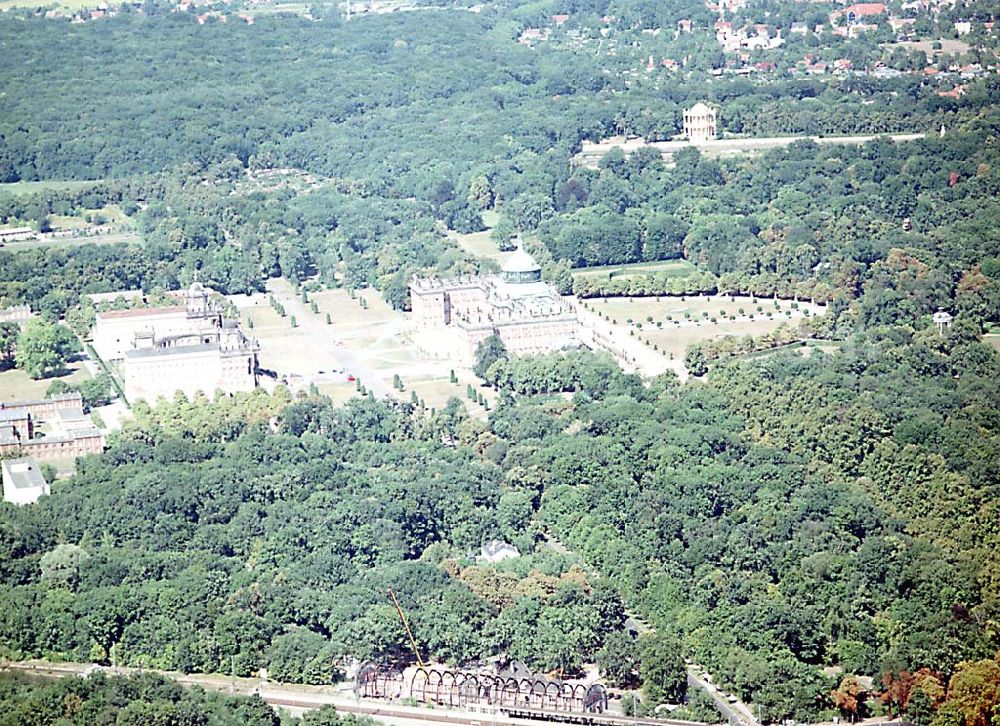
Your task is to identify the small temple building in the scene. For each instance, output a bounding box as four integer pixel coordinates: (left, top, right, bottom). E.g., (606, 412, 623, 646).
(683, 102, 718, 142)
(409, 246, 579, 365)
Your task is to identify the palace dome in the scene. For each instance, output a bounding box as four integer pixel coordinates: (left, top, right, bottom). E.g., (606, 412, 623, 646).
(502, 246, 542, 284)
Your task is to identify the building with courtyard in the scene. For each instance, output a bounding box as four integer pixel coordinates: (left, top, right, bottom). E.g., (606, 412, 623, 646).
(0, 392, 105, 462)
(93, 282, 259, 404)
(409, 246, 579, 365)
(683, 102, 718, 142)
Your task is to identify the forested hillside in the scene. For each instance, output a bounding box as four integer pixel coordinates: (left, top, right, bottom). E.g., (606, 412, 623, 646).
(1, 328, 998, 722)
(0, 1, 999, 723)
(1, 9, 998, 314)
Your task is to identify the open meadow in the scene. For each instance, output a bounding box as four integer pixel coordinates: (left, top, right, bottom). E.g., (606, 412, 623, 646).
(309, 287, 494, 414)
(2, 231, 141, 251)
(886, 38, 970, 60)
(582, 293, 827, 363)
(447, 211, 502, 264)
(571, 258, 696, 280)
(0, 180, 101, 196)
(0, 361, 92, 402)
(233, 281, 492, 416)
(448, 228, 504, 263)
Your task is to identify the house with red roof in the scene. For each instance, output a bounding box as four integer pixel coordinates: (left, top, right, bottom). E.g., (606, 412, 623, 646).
(831, 3, 886, 24)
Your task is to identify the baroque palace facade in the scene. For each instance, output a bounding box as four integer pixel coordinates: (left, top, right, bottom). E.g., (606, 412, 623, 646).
(409, 247, 579, 365)
(92, 282, 259, 404)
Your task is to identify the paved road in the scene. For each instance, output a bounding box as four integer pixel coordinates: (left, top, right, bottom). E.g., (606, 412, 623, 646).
(576, 133, 925, 167)
(686, 669, 756, 726)
(266, 280, 394, 400)
(571, 297, 680, 380)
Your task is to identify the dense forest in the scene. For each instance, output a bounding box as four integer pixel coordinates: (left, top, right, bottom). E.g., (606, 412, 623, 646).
(1, 323, 998, 722)
(1, 8, 998, 314)
(1, 0, 999, 723)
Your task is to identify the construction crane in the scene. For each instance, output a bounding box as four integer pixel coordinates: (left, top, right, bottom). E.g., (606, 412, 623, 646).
(388, 588, 425, 669)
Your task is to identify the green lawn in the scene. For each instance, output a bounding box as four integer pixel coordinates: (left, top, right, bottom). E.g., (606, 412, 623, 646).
(449, 228, 503, 262)
(0, 362, 92, 402)
(571, 259, 696, 279)
(0, 179, 102, 195)
(582, 294, 827, 362)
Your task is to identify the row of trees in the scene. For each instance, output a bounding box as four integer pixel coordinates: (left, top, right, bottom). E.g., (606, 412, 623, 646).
(475, 338, 628, 397)
(683, 322, 805, 375)
(572, 269, 718, 298)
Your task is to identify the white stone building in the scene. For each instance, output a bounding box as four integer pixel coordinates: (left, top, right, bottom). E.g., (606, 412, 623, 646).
(683, 102, 718, 142)
(1, 458, 49, 505)
(409, 247, 579, 366)
(93, 282, 259, 404)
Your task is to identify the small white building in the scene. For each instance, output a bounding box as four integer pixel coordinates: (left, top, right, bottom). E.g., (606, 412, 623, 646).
(683, 102, 718, 142)
(1, 458, 50, 505)
(479, 539, 521, 563)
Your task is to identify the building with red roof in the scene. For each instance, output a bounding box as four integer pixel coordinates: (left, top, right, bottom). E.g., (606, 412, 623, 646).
(832, 3, 886, 24)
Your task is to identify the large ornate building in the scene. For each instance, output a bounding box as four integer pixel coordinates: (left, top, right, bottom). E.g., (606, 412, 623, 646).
(92, 282, 259, 404)
(409, 247, 579, 365)
(683, 102, 718, 142)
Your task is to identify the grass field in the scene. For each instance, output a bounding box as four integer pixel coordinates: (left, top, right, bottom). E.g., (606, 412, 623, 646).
(450, 230, 503, 263)
(572, 259, 696, 280)
(886, 38, 970, 59)
(447, 209, 504, 263)
(2, 232, 140, 251)
(0, 179, 102, 196)
(583, 294, 827, 362)
(985, 334, 1000, 354)
(239, 302, 320, 377)
(0, 362, 92, 402)
(405, 372, 496, 414)
(310, 289, 399, 328)
(315, 381, 361, 406)
(309, 288, 493, 416)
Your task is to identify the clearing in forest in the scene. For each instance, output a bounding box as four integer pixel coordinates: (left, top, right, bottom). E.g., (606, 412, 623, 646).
(0, 180, 102, 196)
(233, 281, 493, 416)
